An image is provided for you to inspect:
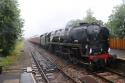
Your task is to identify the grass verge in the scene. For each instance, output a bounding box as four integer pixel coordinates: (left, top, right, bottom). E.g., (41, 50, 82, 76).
(0, 40, 24, 68)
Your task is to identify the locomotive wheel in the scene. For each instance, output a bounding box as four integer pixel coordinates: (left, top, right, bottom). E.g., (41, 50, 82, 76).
(66, 48, 72, 62)
(48, 45, 52, 52)
(67, 55, 71, 62)
(95, 59, 105, 69)
(66, 53, 78, 64)
(72, 57, 79, 64)
(89, 60, 106, 71)
(88, 61, 96, 71)
(108, 58, 117, 68)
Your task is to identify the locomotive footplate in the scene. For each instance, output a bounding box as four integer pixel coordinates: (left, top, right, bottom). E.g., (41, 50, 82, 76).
(48, 42, 81, 47)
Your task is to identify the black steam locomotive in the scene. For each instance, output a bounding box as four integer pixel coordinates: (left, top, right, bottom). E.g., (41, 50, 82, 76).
(40, 23, 116, 70)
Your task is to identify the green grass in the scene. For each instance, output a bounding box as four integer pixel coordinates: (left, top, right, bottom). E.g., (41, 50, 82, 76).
(0, 40, 24, 68)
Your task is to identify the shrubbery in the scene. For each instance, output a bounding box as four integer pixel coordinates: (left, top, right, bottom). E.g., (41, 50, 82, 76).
(0, 0, 23, 56)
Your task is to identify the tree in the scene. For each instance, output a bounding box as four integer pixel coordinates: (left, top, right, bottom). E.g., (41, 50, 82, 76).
(0, 0, 23, 56)
(83, 9, 103, 26)
(83, 9, 97, 23)
(65, 9, 104, 29)
(106, 4, 125, 38)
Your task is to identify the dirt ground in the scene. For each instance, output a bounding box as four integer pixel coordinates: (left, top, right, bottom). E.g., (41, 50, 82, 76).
(0, 42, 32, 83)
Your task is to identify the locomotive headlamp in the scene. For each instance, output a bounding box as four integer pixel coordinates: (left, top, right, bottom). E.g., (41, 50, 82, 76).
(108, 48, 111, 53)
(101, 48, 103, 52)
(89, 48, 92, 54)
(85, 45, 88, 49)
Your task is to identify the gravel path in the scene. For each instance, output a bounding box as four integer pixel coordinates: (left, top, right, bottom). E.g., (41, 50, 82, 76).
(0, 41, 32, 83)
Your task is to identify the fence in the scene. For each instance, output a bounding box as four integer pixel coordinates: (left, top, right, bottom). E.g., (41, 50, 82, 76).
(109, 38, 125, 49)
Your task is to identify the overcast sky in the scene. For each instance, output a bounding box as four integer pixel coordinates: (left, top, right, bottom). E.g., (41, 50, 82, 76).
(18, 0, 123, 38)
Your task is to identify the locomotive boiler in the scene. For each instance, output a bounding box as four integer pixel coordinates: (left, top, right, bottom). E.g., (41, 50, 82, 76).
(39, 23, 116, 70)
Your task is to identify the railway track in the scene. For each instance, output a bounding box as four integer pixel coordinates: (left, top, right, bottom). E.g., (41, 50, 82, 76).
(30, 42, 125, 83)
(30, 43, 99, 83)
(29, 45, 76, 83)
(91, 68, 125, 83)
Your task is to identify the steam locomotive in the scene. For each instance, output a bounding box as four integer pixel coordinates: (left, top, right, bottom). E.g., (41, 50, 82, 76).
(39, 23, 116, 70)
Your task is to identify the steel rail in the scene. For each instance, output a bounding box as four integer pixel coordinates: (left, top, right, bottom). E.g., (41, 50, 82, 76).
(91, 68, 125, 83)
(32, 44, 78, 83)
(105, 68, 125, 78)
(31, 51, 50, 83)
(92, 72, 114, 83)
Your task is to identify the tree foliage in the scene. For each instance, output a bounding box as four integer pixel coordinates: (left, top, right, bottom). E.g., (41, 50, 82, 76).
(106, 4, 125, 38)
(83, 9, 96, 23)
(0, 0, 23, 56)
(83, 9, 103, 25)
(66, 9, 103, 28)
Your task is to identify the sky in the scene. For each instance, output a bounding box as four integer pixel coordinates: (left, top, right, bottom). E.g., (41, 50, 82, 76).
(18, 0, 123, 38)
